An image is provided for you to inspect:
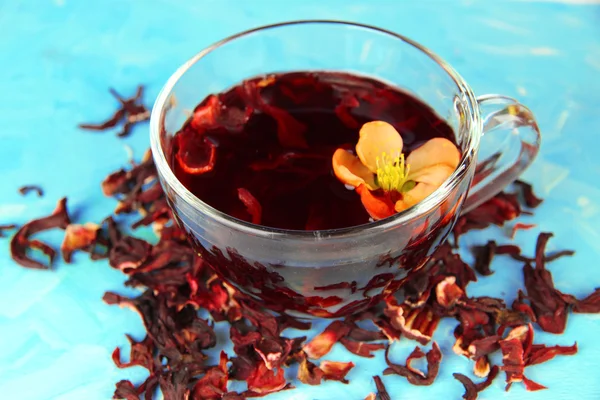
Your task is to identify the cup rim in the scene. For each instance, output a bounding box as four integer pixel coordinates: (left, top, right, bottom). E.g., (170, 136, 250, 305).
(150, 20, 481, 240)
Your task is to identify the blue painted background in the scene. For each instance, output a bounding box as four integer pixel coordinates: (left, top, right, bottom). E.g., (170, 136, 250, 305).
(1, 0, 600, 399)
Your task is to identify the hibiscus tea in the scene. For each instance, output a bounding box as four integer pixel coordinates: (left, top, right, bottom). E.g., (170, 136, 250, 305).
(168, 71, 463, 317)
(169, 71, 458, 231)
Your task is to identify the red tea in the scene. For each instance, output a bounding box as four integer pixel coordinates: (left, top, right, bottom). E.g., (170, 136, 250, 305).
(169, 71, 457, 230)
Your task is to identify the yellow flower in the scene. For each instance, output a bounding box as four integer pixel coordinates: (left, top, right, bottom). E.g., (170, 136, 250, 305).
(332, 121, 460, 219)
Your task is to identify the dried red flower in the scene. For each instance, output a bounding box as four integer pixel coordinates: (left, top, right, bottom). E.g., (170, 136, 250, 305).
(453, 365, 499, 400)
(79, 86, 150, 137)
(339, 337, 386, 358)
(10, 197, 71, 269)
(510, 222, 537, 239)
(453, 191, 522, 243)
(0, 224, 17, 238)
(61, 223, 100, 262)
(113, 380, 140, 400)
(521, 233, 575, 333)
(497, 324, 576, 392)
(472, 240, 496, 276)
(573, 288, 600, 313)
(514, 180, 543, 208)
(298, 358, 354, 385)
(372, 375, 391, 400)
(383, 342, 442, 385)
(18, 185, 44, 197)
(112, 335, 157, 371)
(303, 320, 351, 359)
(245, 361, 290, 396)
(191, 351, 229, 399)
(383, 297, 439, 345)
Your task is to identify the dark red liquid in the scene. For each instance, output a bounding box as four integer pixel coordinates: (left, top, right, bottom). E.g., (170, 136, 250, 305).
(170, 71, 456, 230)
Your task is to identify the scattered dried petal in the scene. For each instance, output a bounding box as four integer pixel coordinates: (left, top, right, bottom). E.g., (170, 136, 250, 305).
(514, 180, 543, 208)
(453, 365, 499, 400)
(339, 337, 385, 358)
(303, 321, 350, 359)
(10, 197, 71, 269)
(18, 185, 44, 197)
(61, 223, 100, 262)
(510, 223, 536, 239)
(527, 343, 577, 366)
(80, 86, 149, 138)
(573, 288, 600, 313)
(373, 375, 391, 400)
(319, 360, 354, 383)
(472, 241, 496, 276)
(0, 224, 17, 238)
(383, 342, 442, 386)
(246, 361, 288, 396)
(113, 380, 140, 400)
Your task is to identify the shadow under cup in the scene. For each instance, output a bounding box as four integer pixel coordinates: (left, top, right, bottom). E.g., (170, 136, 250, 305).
(150, 21, 484, 318)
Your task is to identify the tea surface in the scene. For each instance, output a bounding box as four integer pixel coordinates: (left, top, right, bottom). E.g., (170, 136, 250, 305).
(170, 71, 457, 230)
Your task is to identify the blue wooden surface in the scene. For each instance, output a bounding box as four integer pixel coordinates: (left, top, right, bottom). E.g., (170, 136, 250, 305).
(1, 0, 600, 399)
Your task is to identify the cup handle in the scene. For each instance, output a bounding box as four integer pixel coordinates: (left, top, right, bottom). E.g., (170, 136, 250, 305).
(461, 94, 541, 214)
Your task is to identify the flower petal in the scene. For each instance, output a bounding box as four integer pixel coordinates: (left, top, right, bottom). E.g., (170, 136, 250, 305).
(356, 121, 404, 173)
(406, 138, 460, 177)
(395, 165, 455, 212)
(332, 149, 377, 189)
(356, 184, 396, 220)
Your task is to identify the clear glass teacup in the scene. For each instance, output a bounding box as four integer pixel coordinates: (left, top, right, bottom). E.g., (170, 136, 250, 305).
(150, 21, 540, 318)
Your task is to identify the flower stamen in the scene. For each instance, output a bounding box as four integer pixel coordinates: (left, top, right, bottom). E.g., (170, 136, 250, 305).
(375, 152, 411, 192)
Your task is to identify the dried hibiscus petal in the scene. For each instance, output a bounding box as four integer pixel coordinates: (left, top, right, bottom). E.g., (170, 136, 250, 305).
(191, 351, 229, 400)
(113, 380, 140, 400)
(303, 320, 350, 359)
(61, 223, 100, 262)
(297, 357, 354, 385)
(10, 197, 71, 269)
(345, 322, 386, 342)
(466, 335, 501, 361)
(340, 337, 385, 358)
(112, 334, 156, 371)
(79, 86, 149, 138)
(522, 233, 575, 333)
(514, 180, 543, 208)
(527, 343, 577, 366)
(245, 361, 289, 396)
(254, 336, 295, 370)
(297, 357, 324, 385)
(18, 185, 44, 197)
(159, 370, 191, 400)
(496, 324, 573, 392)
(383, 342, 442, 386)
(0, 224, 17, 238)
(510, 223, 536, 239)
(435, 276, 466, 308)
(573, 288, 600, 313)
(373, 375, 391, 400)
(383, 298, 439, 345)
(453, 191, 522, 243)
(453, 365, 499, 400)
(471, 241, 496, 276)
(319, 360, 354, 383)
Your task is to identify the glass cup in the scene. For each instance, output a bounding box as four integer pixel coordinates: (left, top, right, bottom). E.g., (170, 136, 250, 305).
(150, 21, 540, 318)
